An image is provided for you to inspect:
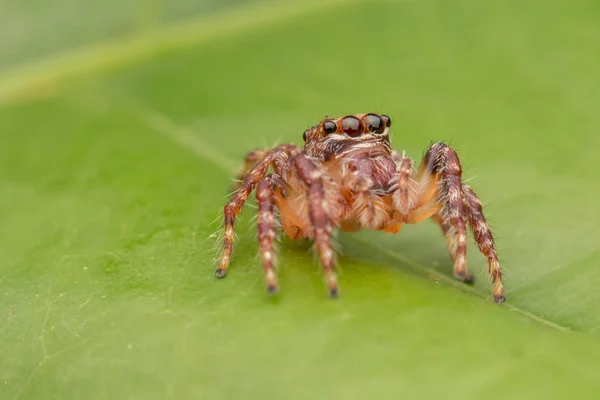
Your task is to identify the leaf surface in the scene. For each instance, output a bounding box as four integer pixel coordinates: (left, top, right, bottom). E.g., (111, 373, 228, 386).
(1, 0, 600, 398)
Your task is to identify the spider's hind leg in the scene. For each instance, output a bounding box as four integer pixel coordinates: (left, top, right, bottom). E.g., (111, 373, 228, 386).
(463, 184, 505, 303)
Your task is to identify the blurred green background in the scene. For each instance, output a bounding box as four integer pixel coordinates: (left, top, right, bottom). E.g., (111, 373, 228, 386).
(1, 0, 600, 398)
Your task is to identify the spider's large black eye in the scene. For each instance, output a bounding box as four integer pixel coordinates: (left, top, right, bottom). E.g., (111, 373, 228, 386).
(341, 116, 364, 137)
(381, 114, 392, 128)
(302, 129, 309, 141)
(323, 120, 337, 134)
(364, 113, 385, 134)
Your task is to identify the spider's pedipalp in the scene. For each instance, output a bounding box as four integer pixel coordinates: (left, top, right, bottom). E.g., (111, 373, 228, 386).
(392, 155, 418, 216)
(342, 171, 388, 230)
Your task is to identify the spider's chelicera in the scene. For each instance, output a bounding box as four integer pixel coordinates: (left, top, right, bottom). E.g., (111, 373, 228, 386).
(215, 113, 505, 304)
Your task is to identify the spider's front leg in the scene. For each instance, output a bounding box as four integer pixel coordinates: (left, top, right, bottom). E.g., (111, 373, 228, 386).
(231, 148, 268, 190)
(216, 145, 296, 279)
(421, 142, 505, 303)
(292, 152, 339, 297)
(256, 174, 280, 293)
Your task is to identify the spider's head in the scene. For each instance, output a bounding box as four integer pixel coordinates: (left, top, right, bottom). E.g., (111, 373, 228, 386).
(302, 113, 392, 160)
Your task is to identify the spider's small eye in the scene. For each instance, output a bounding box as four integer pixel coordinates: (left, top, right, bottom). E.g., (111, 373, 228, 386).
(323, 120, 337, 134)
(303, 129, 309, 141)
(364, 113, 385, 134)
(381, 114, 392, 128)
(341, 116, 364, 137)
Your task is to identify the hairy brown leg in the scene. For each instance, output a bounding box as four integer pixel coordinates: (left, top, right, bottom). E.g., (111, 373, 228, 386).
(463, 185, 505, 303)
(231, 148, 268, 190)
(431, 213, 457, 261)
(422, 142, 471, 283)
(431, 212, 476, 284)
(292, 152, 339, 297)
(256, 174, 280, 294)
(216, 146, 297, 278)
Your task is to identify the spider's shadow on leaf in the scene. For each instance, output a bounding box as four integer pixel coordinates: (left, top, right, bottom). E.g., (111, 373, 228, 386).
(274, 224, 452, 286)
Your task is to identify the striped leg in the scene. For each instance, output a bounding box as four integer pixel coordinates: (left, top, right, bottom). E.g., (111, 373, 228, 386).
(432, 213, 456, 260)
(292, 152, 339, 297)
(231, 148, 268, 190)
(463, 185, 505, 303)
(423, 142, 471, 283)
(216, 146, 296, 278)
(432, 212, 475, 284)
(256, 175, 279, 294)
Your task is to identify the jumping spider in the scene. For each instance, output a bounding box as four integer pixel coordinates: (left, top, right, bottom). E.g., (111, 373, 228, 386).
(215, 113, 505, 304)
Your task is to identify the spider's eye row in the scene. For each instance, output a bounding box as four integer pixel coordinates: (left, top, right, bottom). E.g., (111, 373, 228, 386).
(341, 116, 364, 137)
(302, 129, 309, 141)
(323, 120, 337, 134)
(364, 113, 385, 134)
(381, 114, 392, 128)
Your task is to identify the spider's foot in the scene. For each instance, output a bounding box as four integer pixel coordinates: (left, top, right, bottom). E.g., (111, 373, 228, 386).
(462, 274, 475, 285)
(265, 270, 279, 295)
(266, 284, 279, 295)
(453, 271, 475, 285)
(329, 286, 339, 298)
(493, 294, 506, 304)
(215, 268, 228, 278)
(325, 272, 339, 298)
(493, 284, 506, 304)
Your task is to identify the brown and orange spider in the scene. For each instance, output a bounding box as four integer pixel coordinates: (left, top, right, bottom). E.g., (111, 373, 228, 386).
(215, 113, 505, 303)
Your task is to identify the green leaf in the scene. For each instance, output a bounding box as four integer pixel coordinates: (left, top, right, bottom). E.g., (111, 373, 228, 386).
(1, 0, 600, 398)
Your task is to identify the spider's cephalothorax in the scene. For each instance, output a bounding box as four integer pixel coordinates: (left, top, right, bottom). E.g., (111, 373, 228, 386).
(215, 113, 505, 304)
